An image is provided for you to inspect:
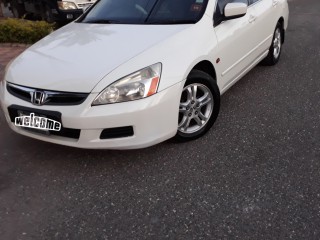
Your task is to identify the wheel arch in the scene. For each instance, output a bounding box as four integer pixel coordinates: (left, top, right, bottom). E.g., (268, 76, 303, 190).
(190, 60, 217, 82)
(278, 17, 285, 44)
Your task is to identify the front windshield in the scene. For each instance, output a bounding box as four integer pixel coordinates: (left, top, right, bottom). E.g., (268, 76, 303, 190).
(79, 0, 209, 24)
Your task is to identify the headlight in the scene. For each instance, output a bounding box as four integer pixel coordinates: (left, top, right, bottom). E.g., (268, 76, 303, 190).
(57, 1, 77, 10)
(92, 63, 162, 105)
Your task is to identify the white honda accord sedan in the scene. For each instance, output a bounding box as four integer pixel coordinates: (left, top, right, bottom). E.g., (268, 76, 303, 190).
(0, 0, 289, 149)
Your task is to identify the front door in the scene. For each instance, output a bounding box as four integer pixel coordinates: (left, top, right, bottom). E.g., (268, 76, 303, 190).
(213, 0, 260, 92)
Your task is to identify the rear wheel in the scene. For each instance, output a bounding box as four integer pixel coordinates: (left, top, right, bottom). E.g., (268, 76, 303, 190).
(175, 70, 220, 142)
(261, 23, 283, 66)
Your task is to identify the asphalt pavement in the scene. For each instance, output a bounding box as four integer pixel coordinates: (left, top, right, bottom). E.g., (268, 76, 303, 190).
(1, 0, 320, 239)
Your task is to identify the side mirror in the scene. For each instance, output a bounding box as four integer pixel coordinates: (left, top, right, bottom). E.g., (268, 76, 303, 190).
(224, 2, 248, 19)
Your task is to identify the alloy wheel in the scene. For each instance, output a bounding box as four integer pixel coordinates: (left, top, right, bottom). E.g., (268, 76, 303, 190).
(178, 83, 214, 134)
(273, 28, 282, 59)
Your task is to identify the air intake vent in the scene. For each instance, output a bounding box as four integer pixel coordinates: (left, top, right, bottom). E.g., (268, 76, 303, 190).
(100, 126, 134, 139)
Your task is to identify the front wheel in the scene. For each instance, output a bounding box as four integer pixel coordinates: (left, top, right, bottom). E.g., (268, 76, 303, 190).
(174, 70, 220, 142)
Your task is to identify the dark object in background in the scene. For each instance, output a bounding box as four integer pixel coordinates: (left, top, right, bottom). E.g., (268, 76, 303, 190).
(6, 0, 94, 25)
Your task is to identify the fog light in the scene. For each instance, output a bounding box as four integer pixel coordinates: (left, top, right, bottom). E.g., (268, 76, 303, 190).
(66, 14, 73, 19)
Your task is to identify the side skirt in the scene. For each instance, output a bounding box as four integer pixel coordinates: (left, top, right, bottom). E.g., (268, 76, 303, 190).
(220, 50, 269, 95)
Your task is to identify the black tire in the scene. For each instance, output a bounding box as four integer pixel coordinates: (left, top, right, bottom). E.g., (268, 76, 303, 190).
(261, 23, 283, 66)
(174, 70, 220, 142)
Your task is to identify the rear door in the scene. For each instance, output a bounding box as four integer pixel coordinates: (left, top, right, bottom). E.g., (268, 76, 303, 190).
(248, 0, 278, 57)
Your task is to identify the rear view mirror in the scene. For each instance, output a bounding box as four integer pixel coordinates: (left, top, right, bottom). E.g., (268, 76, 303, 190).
(224, 2, 247, 19)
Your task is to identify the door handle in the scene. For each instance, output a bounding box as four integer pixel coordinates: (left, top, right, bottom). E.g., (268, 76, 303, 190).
(249, 15, 256, 23)
(273, 0, 279, 6)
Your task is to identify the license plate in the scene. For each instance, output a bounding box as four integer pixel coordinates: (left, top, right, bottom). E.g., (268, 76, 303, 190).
(8, 105, 63, 136)
(17, 110, 51, 135)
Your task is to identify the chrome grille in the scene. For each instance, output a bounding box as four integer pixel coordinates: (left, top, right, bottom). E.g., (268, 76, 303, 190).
(7, 83, 89, 106)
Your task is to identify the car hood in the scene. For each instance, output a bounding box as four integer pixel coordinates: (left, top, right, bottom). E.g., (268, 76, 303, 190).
(5, 23, 190, 93)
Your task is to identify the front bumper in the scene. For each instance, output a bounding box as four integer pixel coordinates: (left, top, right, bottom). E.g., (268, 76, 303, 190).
(53, 9, 84, 22)
(0, 81, 183, 149)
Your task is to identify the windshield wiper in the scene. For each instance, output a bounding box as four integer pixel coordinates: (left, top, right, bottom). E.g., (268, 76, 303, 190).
(84, 19, 120, 24)
(146, 20, 196, 25)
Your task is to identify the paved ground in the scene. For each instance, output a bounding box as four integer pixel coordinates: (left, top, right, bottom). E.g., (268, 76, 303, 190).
(0, 46, 26, 77)
(1, 0, 320, 239)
